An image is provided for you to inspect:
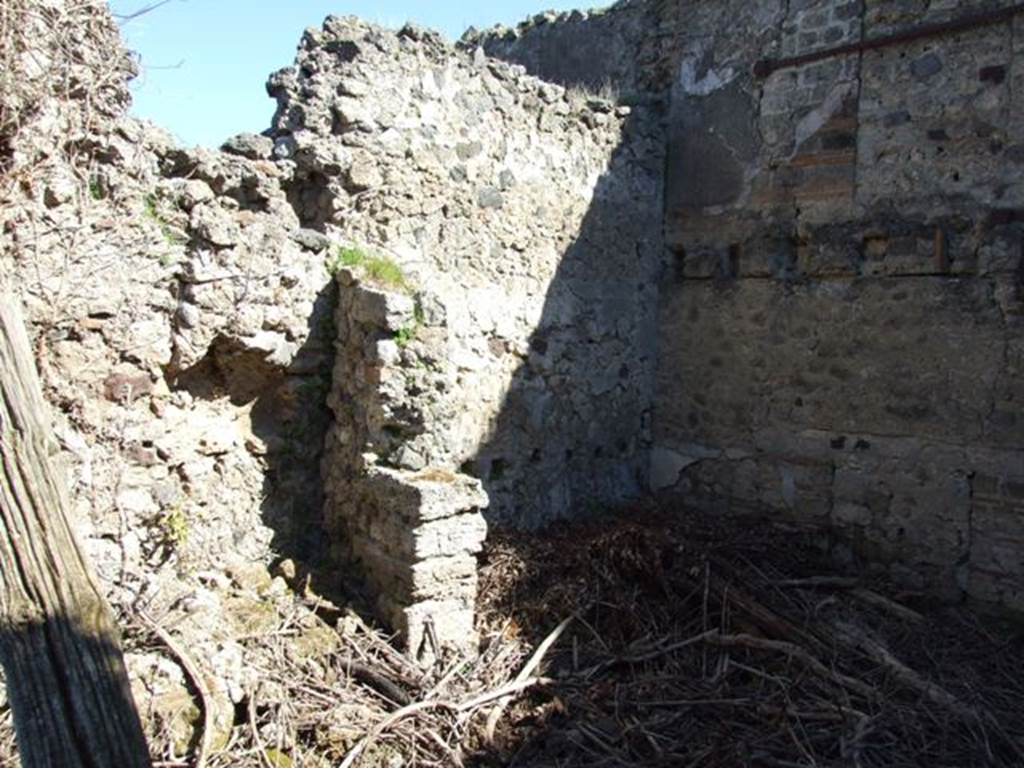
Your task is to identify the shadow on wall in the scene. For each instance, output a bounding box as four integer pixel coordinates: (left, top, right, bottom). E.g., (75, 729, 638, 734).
(173, 279, 345, 600)
(454, 19, 673, 762)
(466, 102, 664, 531)
(313, 95, 666, 658)
(457, 1, 669, 528)
(469, 1, 657, 99)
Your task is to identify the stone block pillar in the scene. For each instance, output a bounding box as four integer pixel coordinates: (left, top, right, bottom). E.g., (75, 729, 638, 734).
(323, 267, 489, 655)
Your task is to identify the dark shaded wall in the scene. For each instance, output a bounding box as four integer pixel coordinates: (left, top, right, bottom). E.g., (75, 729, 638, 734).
(477, 0, 1024, 612)
(654, 0, 1024, 611)
(465, 0, 679, 99)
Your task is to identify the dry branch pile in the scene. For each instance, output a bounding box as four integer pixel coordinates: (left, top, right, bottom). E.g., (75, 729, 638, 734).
(474, 506, 1024, 767)
(109, 573, 543, 768)
(2, 504, 1022, 767)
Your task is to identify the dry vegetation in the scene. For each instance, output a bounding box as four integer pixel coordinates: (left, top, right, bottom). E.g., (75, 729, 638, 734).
(0, 709, 13, 764)
(474, 507, 1024, 766)
(0, 0, 131, 203)
(15, 505, 1009, 768)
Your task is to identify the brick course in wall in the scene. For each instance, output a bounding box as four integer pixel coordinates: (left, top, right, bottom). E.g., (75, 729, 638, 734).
(652, 0, 1024, 611)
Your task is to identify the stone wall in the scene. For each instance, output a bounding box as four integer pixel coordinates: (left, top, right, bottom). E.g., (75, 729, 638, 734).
(5, 0, 1020, 669)
(0, 0, 352, 727)
(324, 272, 488, 655)
(652, 0, 1024, 610)
(2, 6, 669, 655)
(267, 17, 665, 645)
(1, 0, 341, 601)
(463, 2, 657, 97)
(464, 0, 702, 105)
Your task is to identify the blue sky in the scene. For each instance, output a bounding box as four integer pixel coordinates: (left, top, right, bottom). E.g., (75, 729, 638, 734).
(109, 0, 586, 147)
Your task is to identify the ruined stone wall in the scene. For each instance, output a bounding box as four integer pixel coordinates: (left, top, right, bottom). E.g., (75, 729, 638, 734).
(464, 0, 698, 103)
(0, 0, 354, 734)
(653, 0, 1024, 611)
(464, 2, 656, 97)
(325, 272, 489, 654)
(265, 17, 665, 645)
(1, 0, 340, 595)
(4, 0, 1018, 676)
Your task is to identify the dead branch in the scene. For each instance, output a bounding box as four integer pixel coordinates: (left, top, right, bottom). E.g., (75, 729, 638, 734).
(139, 611, 212, 768)
(849, 589, 924, 623)
(113, 0, 177, 23)
(706, 632, 877, 700)
(484, 615, 573, 743)
(832, 621, 967, 713)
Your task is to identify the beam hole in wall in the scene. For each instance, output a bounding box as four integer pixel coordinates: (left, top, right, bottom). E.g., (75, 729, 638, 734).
(672, 246, 686, 281)
(727, 243, 741, 278)
(489, 458, 507, 481)
(979, 65, 1007, 85)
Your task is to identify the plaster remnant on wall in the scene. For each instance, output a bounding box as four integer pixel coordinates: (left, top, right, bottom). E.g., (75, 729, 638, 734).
(649, 448, 691, 491)
(793, 79, 858, 154)
(678, 49, 736, 97)
(650, 445, 721, 491)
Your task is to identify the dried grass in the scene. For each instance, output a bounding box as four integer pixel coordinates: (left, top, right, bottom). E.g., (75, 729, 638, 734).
(0, 703, 14, 765)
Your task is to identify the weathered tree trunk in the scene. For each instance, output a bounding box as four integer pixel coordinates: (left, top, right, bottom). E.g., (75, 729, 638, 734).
(0, 294, 151, 767)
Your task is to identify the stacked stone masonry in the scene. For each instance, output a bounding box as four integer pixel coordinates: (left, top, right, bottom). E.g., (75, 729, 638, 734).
(324, 271, 489, 654)
(313, 0, 1024, 631)
(639, 0, 1023, 610)
(277, 18, 666, 648)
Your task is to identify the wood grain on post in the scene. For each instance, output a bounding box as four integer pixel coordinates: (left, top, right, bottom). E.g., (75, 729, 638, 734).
(0, 294, 152, 768)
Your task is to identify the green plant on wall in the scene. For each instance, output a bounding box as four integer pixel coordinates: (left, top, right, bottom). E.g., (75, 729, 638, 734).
(394, 297, 425, 348)
(157, 505, 190, 551)
(326, 245, 411, 292)
(394, 324, 416, 348)
(144, 191, 187, 248)
(144, 192, 159, 219)
(326, 245, 364, 273)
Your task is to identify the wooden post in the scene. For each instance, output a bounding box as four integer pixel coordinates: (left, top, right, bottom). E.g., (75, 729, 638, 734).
(0, 294, 152, 767)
